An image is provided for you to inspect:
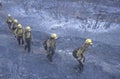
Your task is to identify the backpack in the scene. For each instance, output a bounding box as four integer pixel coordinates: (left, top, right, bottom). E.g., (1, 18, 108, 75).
(72, 48, 79, 58)
(43, 39, 47, 50)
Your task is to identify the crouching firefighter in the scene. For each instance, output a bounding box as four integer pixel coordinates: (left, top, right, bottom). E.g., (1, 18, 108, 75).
(24, 26, 32, 53)
(43, 33, 57, 62)
(6, 14, 14, 29)
(72, 38, 93, 72)
(15, 24, 24, 45)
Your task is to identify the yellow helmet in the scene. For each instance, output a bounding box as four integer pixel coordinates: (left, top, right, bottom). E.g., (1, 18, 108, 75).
(18, 24, 22, 28)
(26, 26, 31, 31)
(8, 14, 11, 17)
(85, 38, 93, 45)
(14, 19, 18, 23)
(51, 33, 57, 39)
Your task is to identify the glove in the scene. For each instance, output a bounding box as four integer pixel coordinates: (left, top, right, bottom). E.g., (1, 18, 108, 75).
(15, 34, 17, 38)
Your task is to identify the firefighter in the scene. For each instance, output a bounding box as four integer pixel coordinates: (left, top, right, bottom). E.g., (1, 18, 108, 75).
(11, 19, 19, 35)
(6, 14, 14, 29)
(15, 24, 24, 45)
(43, 33, 57, 62)
(72, 38, 93, 72)
(24, 26, 32, 53)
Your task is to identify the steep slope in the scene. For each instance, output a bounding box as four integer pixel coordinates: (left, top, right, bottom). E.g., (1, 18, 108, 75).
(0, 0, 120, 79)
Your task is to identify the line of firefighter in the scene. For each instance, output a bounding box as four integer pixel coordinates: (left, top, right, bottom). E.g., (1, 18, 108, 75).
(6, 14, 32, 53)
(6, 13, 93, 71)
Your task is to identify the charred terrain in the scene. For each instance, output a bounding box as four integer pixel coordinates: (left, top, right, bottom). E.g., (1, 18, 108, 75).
(0, 0, 120, 79)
